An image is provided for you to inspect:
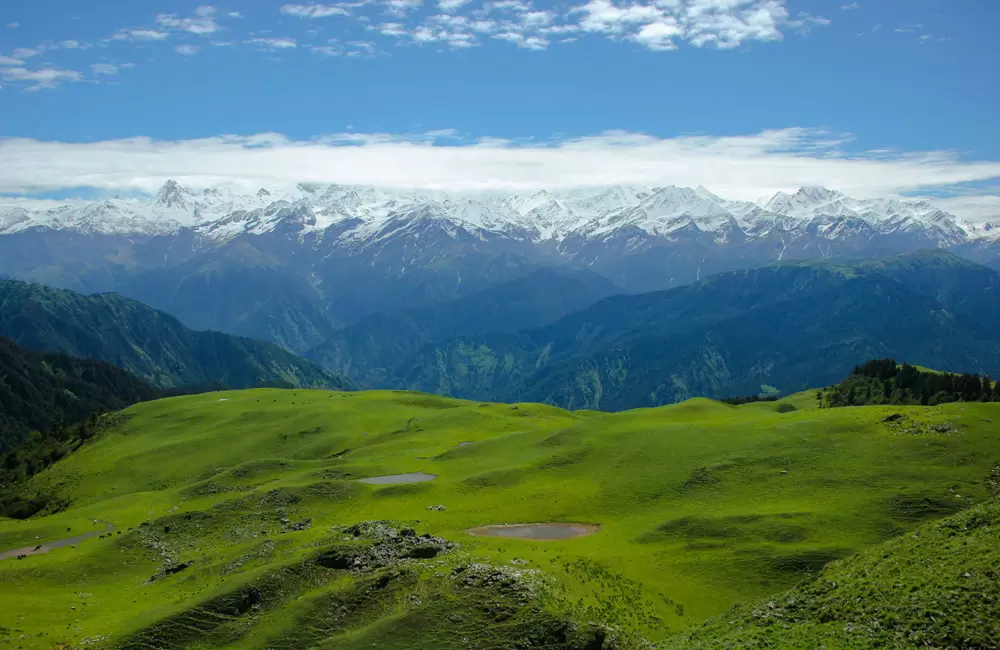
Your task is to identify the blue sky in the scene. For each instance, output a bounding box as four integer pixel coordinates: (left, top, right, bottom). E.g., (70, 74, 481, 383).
(0, 0, 998, 218)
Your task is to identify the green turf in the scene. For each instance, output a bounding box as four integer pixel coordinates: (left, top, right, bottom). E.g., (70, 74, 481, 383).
(1, 388, 998, 648)
(661, 496, 1000, 648)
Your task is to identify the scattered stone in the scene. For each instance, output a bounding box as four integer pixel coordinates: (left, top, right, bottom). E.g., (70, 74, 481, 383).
(147, 561, 193, 583)
(318, 521, 456, 573)
(165, 561, 192, 575)
(283, 518, 312, 532)
(450, 563, 542, 601)
(405, 546, 440, 559)
(427, 505, 446, 511)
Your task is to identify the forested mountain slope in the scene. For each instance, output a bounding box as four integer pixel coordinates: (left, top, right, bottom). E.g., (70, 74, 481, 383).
(307, 267, 619, 386)
(0, 280, 351, 390)
(0, 337, 161, 452)
(382, 251, 1000, 410)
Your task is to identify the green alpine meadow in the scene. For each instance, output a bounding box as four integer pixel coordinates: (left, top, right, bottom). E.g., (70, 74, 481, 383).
(4, 4, 1000, 646)
(2, 381, 998, 648)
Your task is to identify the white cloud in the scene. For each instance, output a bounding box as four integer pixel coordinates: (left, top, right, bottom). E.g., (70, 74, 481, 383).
(386, 0, 423, 17)
(156, 8, 219, 35)
(492, 31, 548, 49)
(0, 196, 93, 211)
(520, 11, 554, 27)
(347, 40, 377, 52)
(573, 0, 661, 33)
(566, 0, 825, 50)
(378, 22, 409, 36)
(310, 44, 344, 55)
(248, 37, 298, 49)
(0, 66, 82, 90)
(485, 1, 531, 12)
(6, 0, 829, 86)
(632, 19, 681, 49)
(90, 63, 119, 75)
(281, 3, 351, 18)
(2, 128, 999, 220)
(841, 2, 861, 9)
(12, 48, 40, 58)
(120, 62, 136, 68)
(114, 29, 170, 41)
(7, 23, 19, 29)
(929, 195, 1000, 224)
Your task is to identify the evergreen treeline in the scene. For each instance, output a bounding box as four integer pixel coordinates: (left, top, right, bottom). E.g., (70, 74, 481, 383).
(825, 359, 1000, 407)
(0, 338, 239, 509)
(721, 395, 780, 405)
(0, 338, 169, 499)
(0, 337, 163, 451)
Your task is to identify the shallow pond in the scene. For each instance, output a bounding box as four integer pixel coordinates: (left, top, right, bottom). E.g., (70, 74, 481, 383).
(466, 523, 599, 540)
(357, 472, 437, 485)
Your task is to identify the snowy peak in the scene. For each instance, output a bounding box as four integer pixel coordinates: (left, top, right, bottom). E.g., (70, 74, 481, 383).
(764, 186, 849, 217)
(0, 183, 984, 249)
(641, 186, 729, 219)
(153, 179, 194, 210)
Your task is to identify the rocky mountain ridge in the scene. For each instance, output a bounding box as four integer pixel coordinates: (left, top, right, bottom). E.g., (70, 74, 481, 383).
(2, 182, 994, 247)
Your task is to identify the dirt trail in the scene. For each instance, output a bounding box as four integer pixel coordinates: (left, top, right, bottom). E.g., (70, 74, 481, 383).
(0, 523, 115, 560)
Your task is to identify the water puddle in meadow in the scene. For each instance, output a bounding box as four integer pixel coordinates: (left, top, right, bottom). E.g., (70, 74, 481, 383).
(357, 472, 437, 485)
(0, 524, 115, 560)
(466, 523, 600, 541)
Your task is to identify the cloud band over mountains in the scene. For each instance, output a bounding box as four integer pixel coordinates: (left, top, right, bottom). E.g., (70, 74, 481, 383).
(1, 127, 998, 220)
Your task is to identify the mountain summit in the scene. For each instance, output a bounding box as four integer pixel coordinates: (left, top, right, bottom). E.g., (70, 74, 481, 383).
(1, 183, 991, 245)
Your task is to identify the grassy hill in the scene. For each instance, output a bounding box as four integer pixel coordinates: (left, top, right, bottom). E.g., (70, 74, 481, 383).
(662, 496, 1000, 648)
(1, 387, 998, 647)
(375, 251, 1000, 410)
(0, 279, 351, 391)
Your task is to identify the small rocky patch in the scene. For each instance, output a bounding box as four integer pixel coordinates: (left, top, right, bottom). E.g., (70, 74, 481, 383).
(317, 521, 456, 573)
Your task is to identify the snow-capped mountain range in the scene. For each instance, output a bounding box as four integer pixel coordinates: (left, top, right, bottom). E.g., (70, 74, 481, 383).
(2, 181, 996, 245)
(2, 179, 999, 360)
